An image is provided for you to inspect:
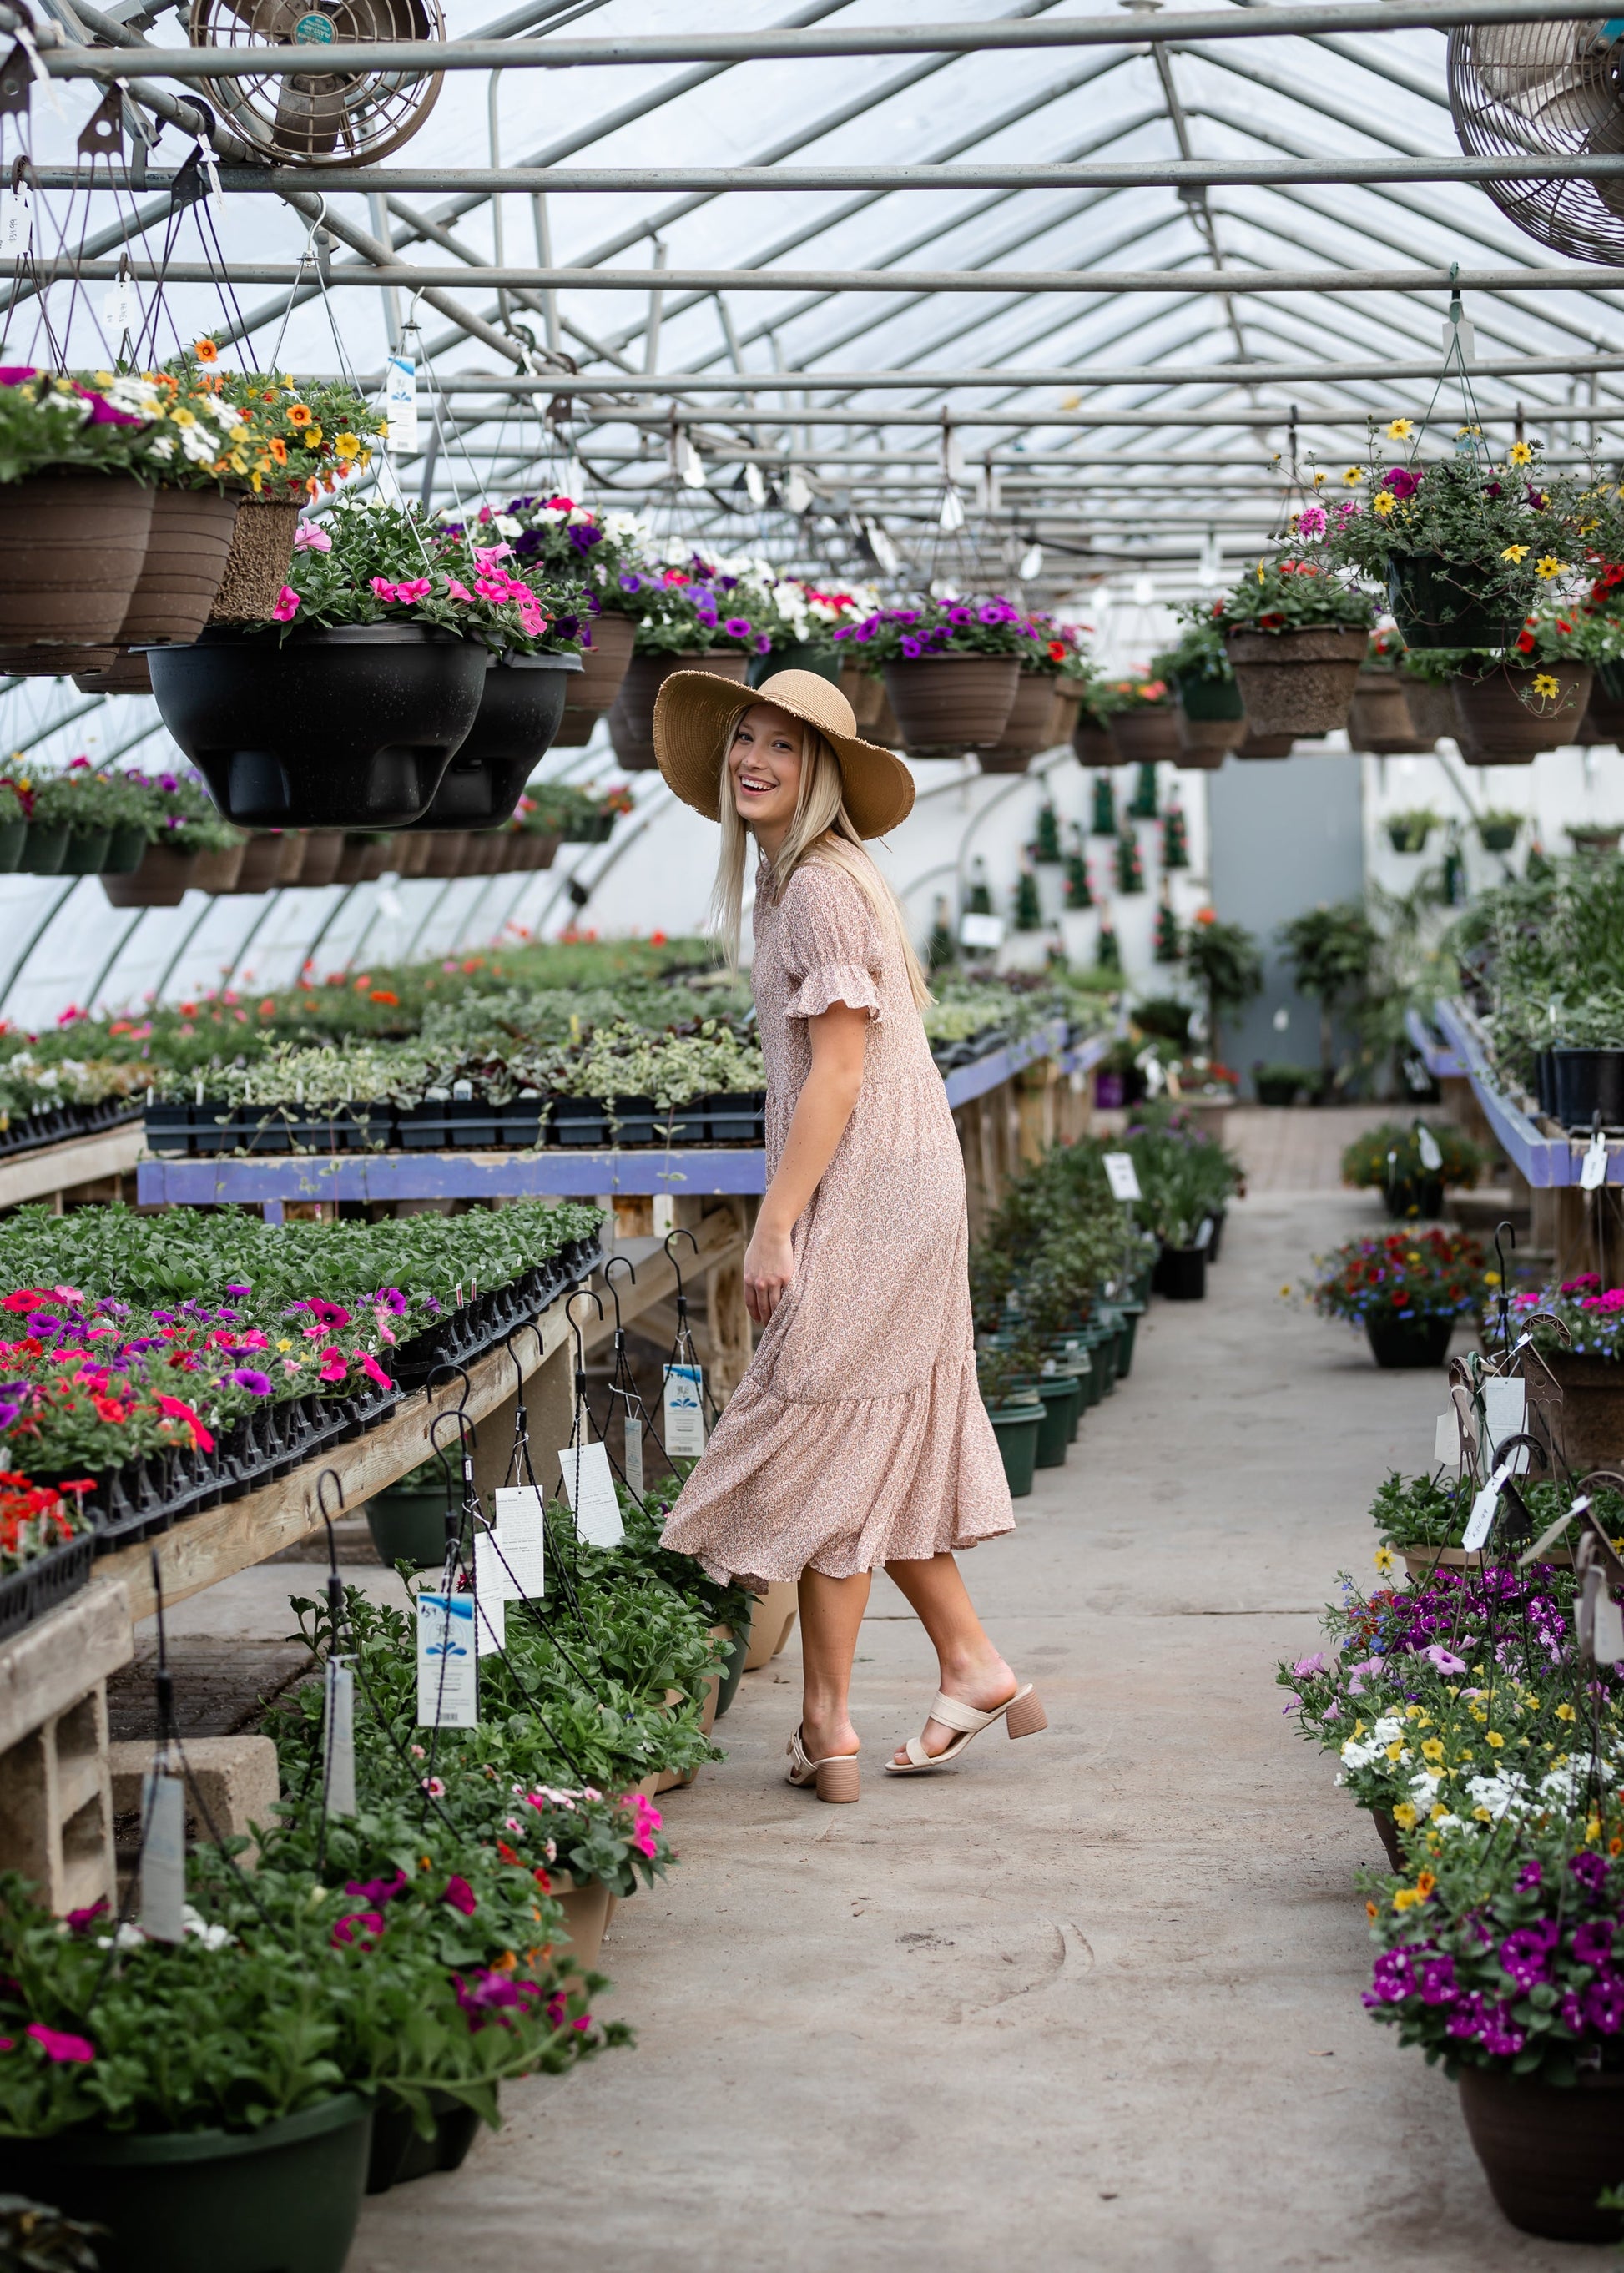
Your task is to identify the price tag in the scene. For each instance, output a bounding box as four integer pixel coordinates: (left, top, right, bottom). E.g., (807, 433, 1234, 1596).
(102, 276, 138, 336)
(1194, 1215, 1214, 1252)
(139, 1768, 186, 1943)
(1102, 1152, 1142, 1203)
(1582, 1132, 1609, 1191)
(1416, 1123, 1443, 1172)
(322, 1660, 355, 1817)
(1434, 1412, 1462, 1469)
(1462, 1462, 1512, 1553)
(1596, 1581, 1624, 1666)
(416, 1591, 478, 1726)
(0, 185, 31, 259)
(470, 1556, 505, 1656)
(678, 436, 706, 489)
(557, 1438, 623, 1547)
(492, 1484, 546, 1600)
(385, 351, 418, 454)
(623, 1413, 644, 1499)
(1480, 1376, 1528, 1472)
(663, 1363, 706, 1457)
(958, 911, 1004, 950)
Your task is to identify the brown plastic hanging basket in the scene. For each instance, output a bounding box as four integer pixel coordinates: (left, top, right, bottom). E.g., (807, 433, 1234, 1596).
(220, 834, 285, 893)
(73, 653, 152, 696)
(881, 653, 1019, 754)
(1348, 667, 1435, 754)
(839, 663, 885, 728)
(100, 844, 199, 907)
(0, 470, 153, 653)
(609, 650, 750, 770)
(120, 488, 241, 646)
(1224, 627, 1369, 737)
(559, 611, 635, 735)
(1452, 663, 1592, 761)
(1107, 705, 1182, 765)
(975, 669, 1058, 772)
(192, 840, 246, 894)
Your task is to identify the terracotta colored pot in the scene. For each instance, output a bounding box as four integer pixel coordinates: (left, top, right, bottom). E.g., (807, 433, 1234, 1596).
(1175, 714, 1238, 765)
(192, 840, 245, 894)
(550, 1877, 611, 1969)
(840, 663, 884, 727)
(221, 834, 286, 893)
(1225, 627, 1370, 736)
(975, 668, 1057, 769)
(1458, 2065, 1624, 2242)
(392, 832, 431, 879)
(334, 835, 389, 885)
(101, 843, 199, 907)
(742, 1578, 799, 1671)
(609, 650, 750, 771)
(1542, 1353, 1624, 1471)
(870, 687, 902, 746)
(418, 830, 472, 877)
(521, 830, 559, 869)
(1453, 663, 1593, 759)
(275, 832, 308, 885)
(1072, 717, 1115, 767)
(561, 609, 635, 728)
(881, 653, 1019, 754)
(1399, 677, 1460, 744)
(548, 711, 598, 748)
(0, 470, 153, 649)
(73, 652, 153, 696)
(119, 486, 240, 646)
(1233, 729, 1295, 759)
(1108, 705, 1182, 765)
(207, 496, 301, 624)
(1349, 668, 1435, 754)
(295, 830, 346, 888)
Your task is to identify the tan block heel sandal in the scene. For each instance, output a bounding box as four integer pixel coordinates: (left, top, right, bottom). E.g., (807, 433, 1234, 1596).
(786, 1726, 860, 1803)
(884, 1683, 1048, 1774)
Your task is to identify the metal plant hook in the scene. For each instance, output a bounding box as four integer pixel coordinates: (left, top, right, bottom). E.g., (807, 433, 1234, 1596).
(603, 1252, 637, 1341)
(315, 1465, 347, 1616)
(663, 1226, 699, 1323)
(564, 1287, 603, 1436)
(1494, 1218, 1516, 1353)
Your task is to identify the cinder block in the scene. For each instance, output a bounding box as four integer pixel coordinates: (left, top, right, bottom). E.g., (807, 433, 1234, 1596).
(108, 1735, 280, 1863)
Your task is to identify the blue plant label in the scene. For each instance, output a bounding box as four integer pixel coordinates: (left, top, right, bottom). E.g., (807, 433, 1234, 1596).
(385, 352, 418, 455)
(557, 1438, 623, 1547)
(139, 1769, 185, 1943)
(416, 1592, 477, 1726)
(663, 1363, 705, 1457)
(323, 1660, 355, 1817)
(492, 1486, 546, 1600)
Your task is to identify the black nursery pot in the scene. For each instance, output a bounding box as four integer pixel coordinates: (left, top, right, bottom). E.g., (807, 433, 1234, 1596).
(1364, 1309, 1455, 1369)
(1382, 1175, 1445, 1221)
(400, 651, 583, 830)
(147, 624, 490, 829)
(1551, 1046, 1624, 1132)
(1152, 1245, 1207, 1301)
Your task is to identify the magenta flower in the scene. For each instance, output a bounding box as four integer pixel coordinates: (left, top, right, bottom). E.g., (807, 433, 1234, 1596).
(1384, 466, 1423, 501)
(271, 587, 300, 622)
(1498, 1928, 1553, 1990)
(27, 2024, 93, 2064)
(357, 1352, 392, 1390)
(444, 577, 474, 602)
(442, 1875, 477, 1916)
(345, 1869, 407, 1905)
(331, 1909, 386, 1949)
(1296, 503, 1328, 538)
(724, 617, 752, 638)
(317, 1348, 348, 1383)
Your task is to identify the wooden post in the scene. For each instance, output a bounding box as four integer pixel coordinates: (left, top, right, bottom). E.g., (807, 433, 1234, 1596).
(704, 1197, 754, 1406)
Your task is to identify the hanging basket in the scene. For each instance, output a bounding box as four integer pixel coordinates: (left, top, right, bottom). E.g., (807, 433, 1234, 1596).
(392, 832, 431, 879)
(975, 668, 1058, 771)
(206, 496, 301, 624)
(1458, 2066, 1624, 2242)
(73, 652, 153, 696)
(880, 653, 1019, 754)
(1173, 724, 1230, 768)
(119, 487, 242, 648)
(417, 829, 473, 876)
(1386, 552, 1513, 650)
(839, 663, 885, 728)
(1107, 705, 1182, 765)
(1233, 729, 1295, 759)
(294, 830, 346, 888)
(401, 653, 582, 831)
(7, 645, 118, 679)
(221, 834, 295, 894)
(334, 834, 391, 885)
(0, 470, 153, 653)
(192, 840, 246, 894)
(609, 650, 750, 770)
(559, 608, 636, 733)
(1349, 667, 1436, 754)
(101, 843, 201, 907)
(1397, 677, 1459, 745)
(1451, 663, 1592, 761)
(1072, 714, 1115, 767)
(1176, 668, 1244, 723)
(749, 639, 841, 688)
(1224, 627, 1369, 737)
(149, 625, 490, 829)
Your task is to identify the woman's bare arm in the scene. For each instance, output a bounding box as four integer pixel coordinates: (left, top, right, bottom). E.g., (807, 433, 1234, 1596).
(743, 1001, 869, 1324)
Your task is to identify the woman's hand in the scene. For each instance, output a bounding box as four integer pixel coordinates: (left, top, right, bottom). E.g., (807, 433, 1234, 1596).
(744, 1217, 796, 1324)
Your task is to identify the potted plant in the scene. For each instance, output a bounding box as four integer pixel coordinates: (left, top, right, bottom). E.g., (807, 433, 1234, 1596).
(1099, 669, 1181, 766)
(22, 764, 129, 879)
(1396, 643, 1468, 743)
(1476, 808, 1523, 854)
(0, 779, 24, 875)
(1385, 805, 1441, 854)
(1515, 1279, 1624, 1469)
(1180, 909, 1263, 1064)
(101, 769, 239, 908)
(749, 577, 879, 690)
(976, 1346, 1043, 1497)
(204, 365, 385, 626)
(1252, 1060, 1316, 1105)
(1279, 900, 1380, 1096)
(1349, 627, 1437, 753)
(149, 501, 548, 831)
(1450, 611, 1596, 764)
(606, 546, 779, 768)
(1304, 1226, 1488, 1368)
(1216, 552, 1374, 736)
(973, 613, 1076, 772)
(832, 596, 1034, 756)
(1569, 822, 1623, 859)
(1162, 607, 1246, 764)
(1340, 1118, 1485, 1219)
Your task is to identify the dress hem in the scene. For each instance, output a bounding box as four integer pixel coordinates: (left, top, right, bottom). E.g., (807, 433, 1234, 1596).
(699, 1514, 1013, 1595)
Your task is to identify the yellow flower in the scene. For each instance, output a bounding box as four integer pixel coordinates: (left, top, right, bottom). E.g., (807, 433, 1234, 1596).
(170, 406, 196, 429)
(1393, 1802, 1418, 1829)
(1374, 1546, 1395, 1573)
(1393, 1887, 1422, 1910)
(1486, 1731, 1505, 1749)
(1407, 1251, 1420, 1262)
(1372, 491, 1396, 518)
(1386, 417, 1414, 439)
(1343, 466, 1363, 486)
(334, 431, 361, 461)
(1279, 1283, 1292, 1298)
(1421, 1737, 1445, 1761)
(1473, 1806, 1494, 1822)
(276, 1338, 291, 1351)
(1533, 673, 1560, 699)
(1256, 558, 1266, 584)
(1557, 1701, 1576, 1722)
(1430, 1802, 1450, 1821)
(301, 424, 324, 449)
(1500, 544, 1529, 562)
(1312, 471, 1326, 486)
(1536, 555, 1565, 579)
(1485, 1271, 1500, 1287)
(1385, 1741, 1405, 1761)
(1509, 440, 1533, 465)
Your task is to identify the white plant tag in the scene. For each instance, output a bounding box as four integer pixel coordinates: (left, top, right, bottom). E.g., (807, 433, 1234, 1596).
(958, 911, 1003, 950)
(385, 351, 418, 454)
(784, 468, 812, 515)
(1416, 1123, 1443, 1172)
(323, 1660, 355, 1817)
(139, 1769, 185, 1943)
(416, 1591, 478, 1726)
(679, 436, 706, 489)
(663, 1363, 706, 1456)
(492, 1484, 546, 1600)
(743, 461, 766, 507)
(623, 1413, 644, 1499)
(102, 276, 137, 335)
(1480, 1376, 1528, 1473)
(557, 1438, 623, 1546)
(1, 187, 31, 259)
(1463, 1462, 1511, 1552)
(470, 1544, 505, 1657)
(1582, 1132, 1609, 1191)
(1434, 1413, 1462, 1469)
(1596, 1582, 1624, 1666)
(1102, 1152, 1142, 1203)
(1194, 1215, 1214, 1252)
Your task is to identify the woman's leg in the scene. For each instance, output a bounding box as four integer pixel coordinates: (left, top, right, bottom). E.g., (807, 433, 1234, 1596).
(884, 1552, 1016, 1764)
(798, 1567, 870, 1761)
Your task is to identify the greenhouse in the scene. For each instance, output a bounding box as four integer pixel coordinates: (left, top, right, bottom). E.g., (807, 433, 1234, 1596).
(4, 0, 1624, 2265)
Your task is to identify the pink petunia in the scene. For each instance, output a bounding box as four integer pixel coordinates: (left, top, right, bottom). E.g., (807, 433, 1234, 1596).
(293, 522, 333, 552)
(444, 577, 474, 602)
(369, 577, 398, 602)
(356, 1351, 392, 1389)
(28, 2024, 93, 2064)
(271, 587, 300, 623)
(317, 1348, 348, 1383)
(442, 1874, 477, 1916)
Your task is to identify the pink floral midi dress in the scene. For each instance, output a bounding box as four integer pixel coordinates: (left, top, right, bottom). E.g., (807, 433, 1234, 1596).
(659, 854, 1014, 1590)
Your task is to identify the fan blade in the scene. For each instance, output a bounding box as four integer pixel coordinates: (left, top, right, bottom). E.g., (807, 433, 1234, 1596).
(1474, 19, 1616, 138)
(273, 73, 346, 156)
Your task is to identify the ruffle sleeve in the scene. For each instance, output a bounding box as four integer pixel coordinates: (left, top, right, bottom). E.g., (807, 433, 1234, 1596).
(779, 860, 884, 1021)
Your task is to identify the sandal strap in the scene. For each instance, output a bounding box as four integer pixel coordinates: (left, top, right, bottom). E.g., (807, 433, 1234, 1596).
(903, 1736, 935, 1767)
(929, 1690, 999, 1736)
(787, 1727, 813, 1778)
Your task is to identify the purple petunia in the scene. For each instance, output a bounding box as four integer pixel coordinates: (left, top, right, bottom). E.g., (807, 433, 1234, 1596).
(1516, 1861, 1544, 1893)
(1588, 1976, 1624, 2034)
(900, 634, 924, 659)
(724, 617, 752, 639)
(228, 1368, 272, 1395)
(1572, 1852, 1612, 1895)
(1574, 1919, 1615, 1966)
(1498, 1928, 1553, 1990)
(1418, 1956, 1458, 2005)
(618, 572, 643, 593)
(1384, 466, 1423, 501)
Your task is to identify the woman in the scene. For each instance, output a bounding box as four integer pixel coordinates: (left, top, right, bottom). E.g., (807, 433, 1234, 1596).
(653, 667, 1045, 1803)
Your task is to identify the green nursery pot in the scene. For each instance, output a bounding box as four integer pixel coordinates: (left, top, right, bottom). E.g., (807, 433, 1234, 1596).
(0, 2092, 373, 2273)
(56, 826, 113, 876)
(366, 1486, 452, 1570)
(713, 1624, 750, 1720)
(103, 821, 149, 874)
(0, 817, 24, 873)
(986, 1399, 1041, 1497)
(18, 819, 68, 874)
(1034, 1375, 1081, 1466)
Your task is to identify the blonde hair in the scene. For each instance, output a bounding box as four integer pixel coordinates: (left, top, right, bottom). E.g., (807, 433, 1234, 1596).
(708, 703, 931, 1011)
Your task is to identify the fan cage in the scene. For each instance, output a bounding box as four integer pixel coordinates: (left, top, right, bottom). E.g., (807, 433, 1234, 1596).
(187, 0, 446, 166)
(1448, 19, 1624, 266)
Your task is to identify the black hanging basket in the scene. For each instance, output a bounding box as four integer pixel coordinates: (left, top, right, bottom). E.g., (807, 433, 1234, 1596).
(1386, 554, 1513, 651)
(147, 623, 490, 829)
(400, 651, 583, 831)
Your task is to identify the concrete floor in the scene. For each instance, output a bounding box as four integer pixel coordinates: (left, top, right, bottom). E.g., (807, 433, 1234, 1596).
(333, 1187, 1600, 2272)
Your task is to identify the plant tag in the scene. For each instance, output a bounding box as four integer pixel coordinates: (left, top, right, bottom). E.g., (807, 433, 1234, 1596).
(1597, 1581, 1624, 1666)
(743, 461, 766, 507)
(557, 1439, 623, 1546)
(1582, 1132, 1609, 1191)
(139, 1769, 186, 1943)
(492, 1484, 546, 1600)
(623, 1413, 644, 1499)
(416, 1592, 477, 1726)
(1480, 1376, 1528, 1472)
(1434, 1413, 1461, 1469)
(1102, 1152, 1142, 1202)
(323, 1659, 355, 1817)
(958, 911, 1003, 950)
(1462, 1463, 1511, 1552)
(1194, 1215, 1214, 1252)
(663, 1363, 705, 1456)
(938, 487, 966, 532)
(470, 1544, 505, 1657)
(679, 436, 706, 489)
(385, 352, 418, 454)
(0, 185, 31, 258)
(784, 468, 812, 515)
(102, 276, 138, 335)
(1416, 1123, 1443, 1172)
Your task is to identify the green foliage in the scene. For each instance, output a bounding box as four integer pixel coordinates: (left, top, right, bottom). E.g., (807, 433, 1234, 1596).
(1340, 1120, 1485, 1192)
(1182, 917, 1263, 1036)
(1216, 554, 1376, 633)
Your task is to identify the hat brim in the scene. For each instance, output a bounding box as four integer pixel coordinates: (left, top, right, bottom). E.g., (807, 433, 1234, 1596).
(653, 669, 915, 839)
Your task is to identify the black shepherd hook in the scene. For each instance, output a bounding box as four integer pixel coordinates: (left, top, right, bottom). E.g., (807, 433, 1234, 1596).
(315, 1466, 346, 1630)
(429, 1405, 477, 1565)
(564, 1287, 603, 1429)
(603, 1252, 637, 1343)
(663, 1227, 699, 1327)
(1494, 1218, 1516, 1353)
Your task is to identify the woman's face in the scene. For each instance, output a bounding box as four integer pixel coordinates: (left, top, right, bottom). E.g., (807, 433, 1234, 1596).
(728, 703, 804, 842)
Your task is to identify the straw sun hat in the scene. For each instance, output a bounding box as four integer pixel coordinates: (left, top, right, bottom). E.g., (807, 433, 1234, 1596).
(652, 667, 915, 839)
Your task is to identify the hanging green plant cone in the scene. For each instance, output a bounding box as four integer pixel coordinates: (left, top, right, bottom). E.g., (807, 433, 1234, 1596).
(1129, 762, 1159, 820)
(1012, 868, 1043, 932)
(1064, 848, 1092, 910)
(1152, 887, 1181, 965)
(1097, 915, 1122, 971)
(1091, 773, 1117, 837)
(1162, 801, 1189, 870)
(966, 859, 993, 916)
(1033, 801, 1062, 863)
(1115, 820, 1145, 895)
(926, 895, 956, 968)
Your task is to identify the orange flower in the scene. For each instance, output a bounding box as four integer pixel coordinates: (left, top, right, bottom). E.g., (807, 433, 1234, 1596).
(194, 337, 219, 364)
(269, 438, 287, 466)
(286, 402, 312, 426)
